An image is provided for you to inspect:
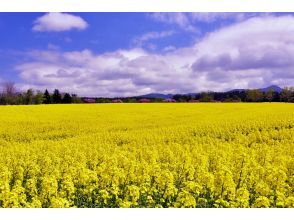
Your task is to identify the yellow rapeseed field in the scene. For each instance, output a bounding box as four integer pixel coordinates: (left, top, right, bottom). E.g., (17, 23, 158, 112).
(0, 103, 293, 208)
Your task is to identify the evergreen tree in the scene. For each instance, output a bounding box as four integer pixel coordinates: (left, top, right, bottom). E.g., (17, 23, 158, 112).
(43, 89, 51, 104)
(62, 93, 72, 103)
(52, 89, 62, 104)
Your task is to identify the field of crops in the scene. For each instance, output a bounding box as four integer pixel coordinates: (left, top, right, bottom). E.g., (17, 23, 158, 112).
(0, 103, 293, 208)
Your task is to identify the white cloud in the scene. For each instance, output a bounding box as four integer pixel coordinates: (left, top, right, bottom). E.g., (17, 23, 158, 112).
(189, 13, 260, 23)
(32, 13, 88, 32)
(132, 30, 175, 47)
(15, 48, 194, 97)
(163, 46, 176, 52)
(191, 15, 294, 89)
(148, 13, 266, 32)
(148, 13, 198, 32)
(47, 44, 59, 50)
(16, 15, 294, 96)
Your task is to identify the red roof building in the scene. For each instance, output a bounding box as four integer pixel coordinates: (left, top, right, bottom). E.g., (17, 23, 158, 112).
(83, 98, 96, 103)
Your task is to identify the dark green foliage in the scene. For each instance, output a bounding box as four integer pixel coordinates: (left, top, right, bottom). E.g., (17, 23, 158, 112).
(280, 87, 294, 102)
(245, 89, 263, 102)
(52, 89, 62, 104)
(96, 98, 111, 103)
(265, 89, 274, 102)
(173, 94, 193, 102)
(0, 82, 294, 105)
(71, 94, 82, 103)
(43, 89, 51, 104)
(199, 92, 214, 102)
(0, 85, 82, 105)
(62, 93, 72, 103)
(34, 90, 44, 104)
(24, 89, 34, 105)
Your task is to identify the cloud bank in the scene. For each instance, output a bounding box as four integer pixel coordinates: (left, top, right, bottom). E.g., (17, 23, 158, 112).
(33, 13, 88, 32)
(17, 15, 294, 97)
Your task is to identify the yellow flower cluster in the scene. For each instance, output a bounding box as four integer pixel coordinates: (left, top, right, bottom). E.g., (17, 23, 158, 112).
(0, 103, 293, 208)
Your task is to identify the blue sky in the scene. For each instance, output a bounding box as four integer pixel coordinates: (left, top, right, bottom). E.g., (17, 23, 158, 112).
(0, 13, 199, 88)
(0, 13, 210, 52)
(0, 12, 294, 97)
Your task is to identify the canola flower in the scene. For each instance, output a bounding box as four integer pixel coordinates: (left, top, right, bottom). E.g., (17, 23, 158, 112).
(0, 103, 293, 208)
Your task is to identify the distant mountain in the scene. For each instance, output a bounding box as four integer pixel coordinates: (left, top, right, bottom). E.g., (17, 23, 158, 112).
(227, 88, 246, 93)
(138, 93, 174, 99)
(228, 85, 283, 93)
(184, 93, 198, 96)
(138, 85, 283, 99)
(259, 85, 283, 93)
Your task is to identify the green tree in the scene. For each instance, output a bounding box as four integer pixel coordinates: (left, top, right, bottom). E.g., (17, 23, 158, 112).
(280, 87, 294, 102)
(62, 93, 72, 103)
(71, 94, 82, 103)
(52, 89, 62, 104)
(25, 89, 34, 105)
(43, 89, 51, 104)
(265, 89, 274, 102)
(34, 90, 44, 104)
(200, 92, 213, 102)
(245, 89, 263, 102)
(15, 93, 25, 105)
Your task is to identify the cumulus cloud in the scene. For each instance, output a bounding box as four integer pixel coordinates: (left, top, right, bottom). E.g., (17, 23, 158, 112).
(33, 13, 88, 32)
(15, 48, 196, 97)
(191, 15, 294, 89)
(16, 15, 294, 96)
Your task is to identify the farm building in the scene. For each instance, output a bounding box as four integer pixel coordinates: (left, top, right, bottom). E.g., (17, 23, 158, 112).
(83, 98, 96, 103)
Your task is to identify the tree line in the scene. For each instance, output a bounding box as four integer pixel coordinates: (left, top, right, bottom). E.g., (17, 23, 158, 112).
(96, 87, 294, 103)
(0, 82, 82, 105)
(1, 82, 294, 105)
(172, 87, 294, 102)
